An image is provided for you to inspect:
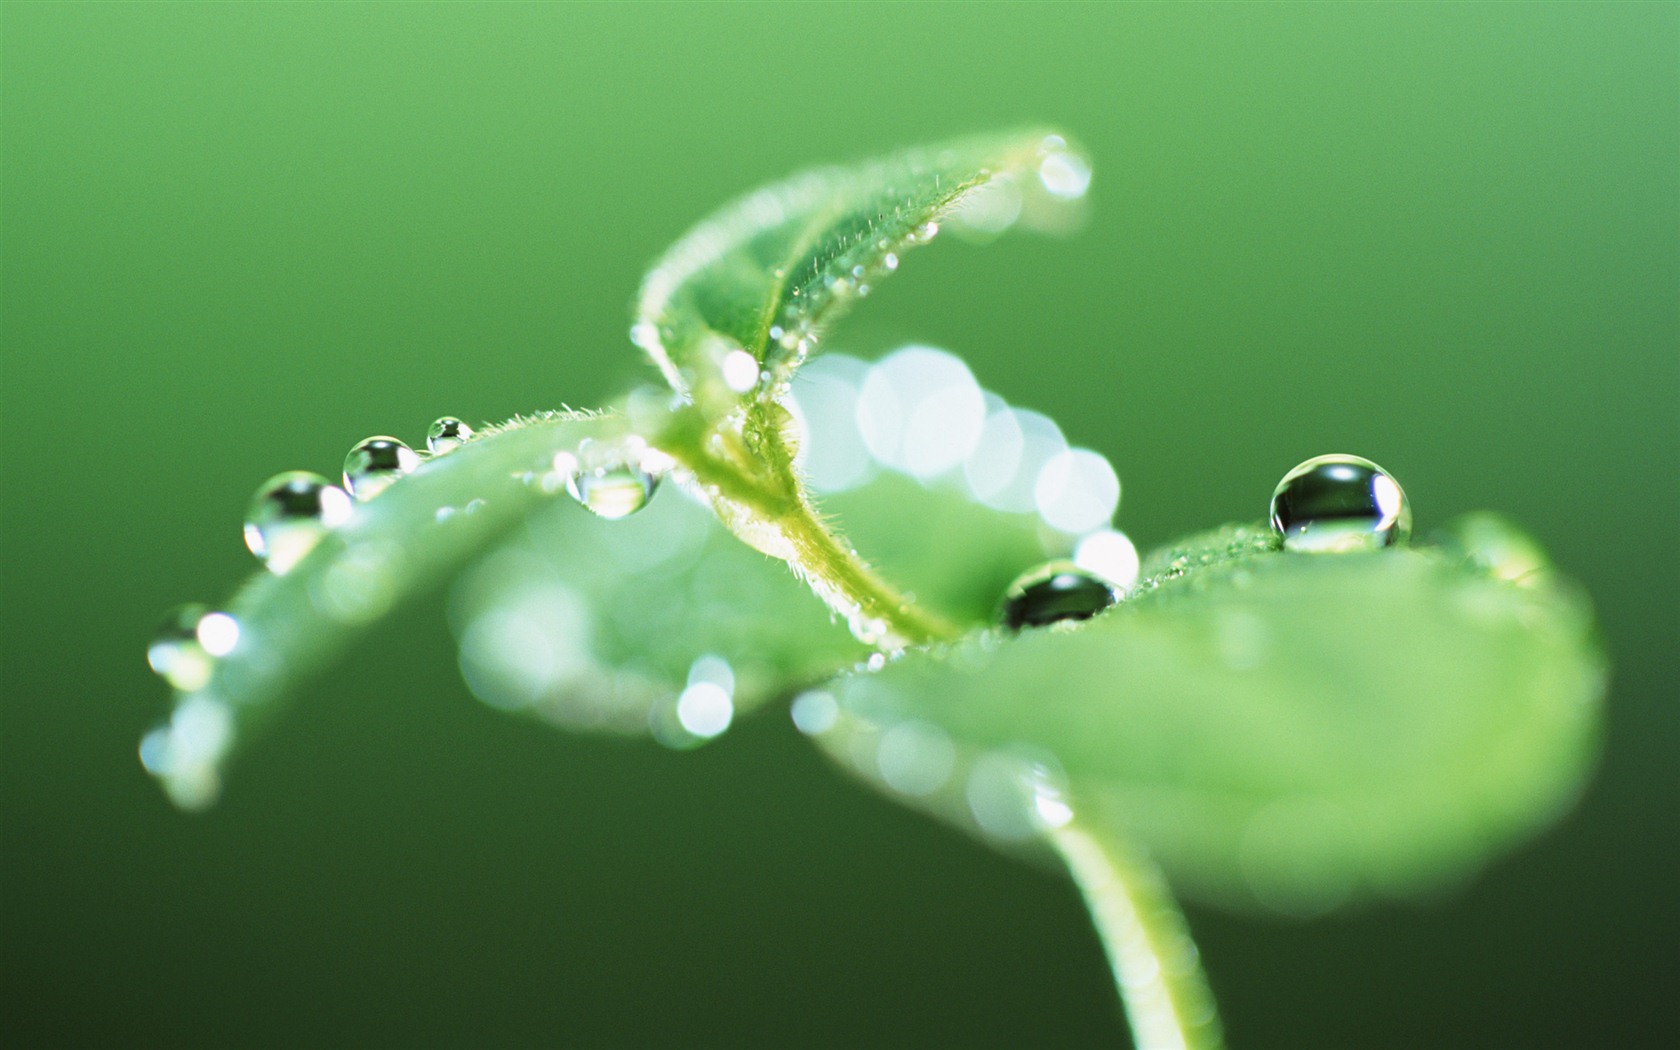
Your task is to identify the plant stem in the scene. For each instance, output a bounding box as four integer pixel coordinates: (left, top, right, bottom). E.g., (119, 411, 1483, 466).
(659, 407, 960, 650)
(1047, 822, 1224, 1050)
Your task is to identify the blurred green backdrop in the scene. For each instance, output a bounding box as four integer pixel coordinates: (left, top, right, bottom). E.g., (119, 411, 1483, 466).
(4, 3, 1675, 1047)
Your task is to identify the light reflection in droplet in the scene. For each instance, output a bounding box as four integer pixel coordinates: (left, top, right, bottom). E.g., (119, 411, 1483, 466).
(139, 695, 234, 811)
(787, 354, 875, 493)
(1039, 150, 1093, 200)
(976, 408, 1068, 514)
(875, 720, 956, 797)
(950, 174, 1023, 237)
(790, 690, 839, 735)
(195, 612, 240, 657)
(721, 349, 760, 393)
(675, 681, 733, 738)
(856, 346, 985, 480)
(1074, 529, 1141, 593)
(1035, 448, 1120, 534)
(457, 585, 593, 711)
(965, 751, 1040, 842)
(686, 653, 735, 696)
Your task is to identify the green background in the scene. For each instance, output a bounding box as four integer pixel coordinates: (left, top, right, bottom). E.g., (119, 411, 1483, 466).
(4, 3, 1674, 1047)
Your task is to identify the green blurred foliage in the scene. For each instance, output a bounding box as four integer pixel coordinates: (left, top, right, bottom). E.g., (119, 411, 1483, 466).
(2, 4, 1674, 1047)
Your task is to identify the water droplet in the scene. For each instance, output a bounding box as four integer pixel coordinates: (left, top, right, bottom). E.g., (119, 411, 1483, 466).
(343, 436, 419, 499)
(426, 416, 475, 454)
(720, 349, 760, 393)
(675, 681, 733, 739)
(790, 690, 839, 735)
(243, 471, 353, 573)
(564, 440, 660, 519)
(875, 720, 956, 796)
(999, 561, 1119, 631)
(147, 604, 214, 691)
(195, 611, 241, 656)
(1269, 454, 1411, 553)
(1073, 529, 1140, 593)
(1038, 149, 1093, 200)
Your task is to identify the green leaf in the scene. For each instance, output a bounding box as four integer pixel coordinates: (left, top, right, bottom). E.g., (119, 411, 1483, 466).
(140, 404, 1080, 807)
(632, 128, 1090, 409)
(806, 516, 1605, 915)
(631, 132, 1094, 649)
(142, 414, 629, 808)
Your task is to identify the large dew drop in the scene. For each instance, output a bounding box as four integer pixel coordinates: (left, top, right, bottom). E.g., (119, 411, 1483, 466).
(1269, 454, 1411, 553)
(243, 470, 353, 574)
(564, 439, 660, 520)
(999, 561, 1119, 631)
(343, 436, 420, 500)
(426, 416, 475, 454)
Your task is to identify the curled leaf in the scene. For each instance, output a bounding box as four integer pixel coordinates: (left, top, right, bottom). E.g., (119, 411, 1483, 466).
(633, 129, 1090, 410)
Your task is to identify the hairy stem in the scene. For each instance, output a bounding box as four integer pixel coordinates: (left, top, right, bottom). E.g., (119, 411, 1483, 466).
(661, 408, 959, 649)
(1048, 822, 1224, 1050)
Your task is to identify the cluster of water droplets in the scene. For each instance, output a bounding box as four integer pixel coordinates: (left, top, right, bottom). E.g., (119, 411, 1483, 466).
(144, 416, 501, 803)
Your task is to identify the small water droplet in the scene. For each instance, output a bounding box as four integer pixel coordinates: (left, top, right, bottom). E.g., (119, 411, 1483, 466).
(999, 561, 1119, 631)
(1269, 454, 1411, 553)
(1038, 149, 1093, 200)
(790, 690, 839, 735)
(720, 349, 760, 393)
(243, 471, 353, 573)
(343, 436, 420, 500)
(426, 416, 475, 454)
(565, 440, 660, 520)
(195, 611, 241, 656)
(147, 604, 214, 691)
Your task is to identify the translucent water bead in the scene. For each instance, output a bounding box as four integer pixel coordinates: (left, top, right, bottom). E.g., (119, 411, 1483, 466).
(147, 605, 240, 692)
(426, 416, 475, 454)
(343, 436, 420, 500)
(1269, 454, 1411, 553)
(999, 561, 1119, 631)
(243, 471, 353, 573)
(564, 439, 661, 520)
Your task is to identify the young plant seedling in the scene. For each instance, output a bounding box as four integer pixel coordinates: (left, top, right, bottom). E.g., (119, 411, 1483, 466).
(142, 130, 1605, 1049)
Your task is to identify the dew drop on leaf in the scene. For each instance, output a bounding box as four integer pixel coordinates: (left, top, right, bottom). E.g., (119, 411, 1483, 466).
(999, 560, 1119, 631)
(425, 416, 475, 454)
(342, 436, 420, 500)
(146, 603, 214, 692)
(1269, 454, 1411, 553)
(243, 470, 353, 573)
(564, 439, 661, 520)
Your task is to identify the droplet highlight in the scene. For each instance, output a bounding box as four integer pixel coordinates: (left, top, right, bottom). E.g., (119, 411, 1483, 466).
(999, 561, 1119, 631)
(343, 436, 419, 499)
(1269, 454, 1411, 553)
(243, 470, 353, 574)
(147, 604, 214, 692)
(564, 439, 660, 520)
(426, 416, 475, 454)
